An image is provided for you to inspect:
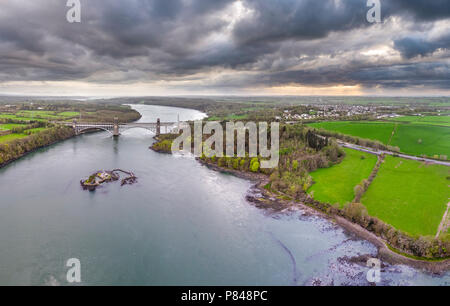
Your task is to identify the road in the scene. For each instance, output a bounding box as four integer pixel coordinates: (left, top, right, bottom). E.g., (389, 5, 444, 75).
(337, 141, 450, 166)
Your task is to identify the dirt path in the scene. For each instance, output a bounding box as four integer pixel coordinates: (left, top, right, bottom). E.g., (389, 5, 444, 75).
(436, 202, 450, 239)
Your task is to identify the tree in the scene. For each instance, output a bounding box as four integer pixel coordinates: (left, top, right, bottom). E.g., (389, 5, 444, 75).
(239, 159, 246, 169)
(232, 158, 239, 170)
(343, 202, 368, 224)
(250, 159, 260, 172)
(353, 184, 364, 202)
(292, 160, 299, 171)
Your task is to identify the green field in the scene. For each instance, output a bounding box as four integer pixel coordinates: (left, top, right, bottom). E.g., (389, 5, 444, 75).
(0, 133, 28, 143)
(0, 123, 26, 130)
(308, 148, 378, 206)
(16, 110, 61, 119)
(57, 111, 80, 117)
(308, 121, 395, 144)
(308, 121, 450, 157)
(0, 110, 80, 123)
(207, 114, 249, 121)
(0, 114, 46, 122)
(361, 156, 449, 237)
(391, 124, 450, 158)
(25, 127, 48, 134)
(389, 116, 450, 127)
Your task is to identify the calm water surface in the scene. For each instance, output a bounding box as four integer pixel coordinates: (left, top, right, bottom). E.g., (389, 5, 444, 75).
(0, 104, 448, 286)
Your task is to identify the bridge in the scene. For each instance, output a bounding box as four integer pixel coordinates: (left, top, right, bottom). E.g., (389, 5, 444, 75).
(60, 118, 178, 137)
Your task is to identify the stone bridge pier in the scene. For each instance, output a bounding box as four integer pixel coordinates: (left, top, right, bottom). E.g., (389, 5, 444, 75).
(113, 117, 120, 137)
(156, 118, 160, 137)
(72, 119, 77, 134)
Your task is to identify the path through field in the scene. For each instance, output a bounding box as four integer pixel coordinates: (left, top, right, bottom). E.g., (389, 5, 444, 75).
(436, 202, 450, 239)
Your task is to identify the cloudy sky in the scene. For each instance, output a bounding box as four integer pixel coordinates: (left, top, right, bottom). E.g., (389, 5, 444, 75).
(0, 0, 449, 96)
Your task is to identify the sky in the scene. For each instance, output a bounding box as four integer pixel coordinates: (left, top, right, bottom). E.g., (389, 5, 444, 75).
(0, 0, 449, 97)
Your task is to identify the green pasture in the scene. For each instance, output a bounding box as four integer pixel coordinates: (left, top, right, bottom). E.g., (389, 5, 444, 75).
(361, 156, 449, 237)
(308, 148, 378, 207)
(308, 121, 395, 144)
(0, 133, 28, 143)
(390, 124, 450, 158)
(389, 116, 450, 127)
(308, 121, 450, 158)
(0, 124, 26, 130)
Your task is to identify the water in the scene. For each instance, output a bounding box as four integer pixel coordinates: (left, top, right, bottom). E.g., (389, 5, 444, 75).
(0, 104, 448, 286)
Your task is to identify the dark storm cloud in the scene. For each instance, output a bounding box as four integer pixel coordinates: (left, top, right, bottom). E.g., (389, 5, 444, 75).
(206, 61, 450, 89)
(232, 0, 450, 45)
(385, 0, 450, 21)
(394, 34, 450, 59)
(232, 0, 369, 45)
(350, 62, 450, 88)
(0, 0, 449, 92)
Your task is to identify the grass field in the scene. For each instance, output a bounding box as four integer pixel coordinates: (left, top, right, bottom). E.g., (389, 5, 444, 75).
(57, 111, 80, 117)
(207, 114, 249, 121)
(0, 110, 79, 123)
(391, 124, 450, 158)
(0, 114, 46, 122)
(25, 127, 48, 134)
(389, 116, 450, 127)
(308, 121, 395, 144)
(308, 148, 378, 207)
(308, 121, 450, 158)
(361, 156, 449, 237)
(16, 110, 61, 119)
(0, 123, 26, 130)
(0, 133, 28, 143)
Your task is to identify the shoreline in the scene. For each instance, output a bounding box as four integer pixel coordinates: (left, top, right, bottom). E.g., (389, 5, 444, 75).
(196, 158, 450, 274)
(0, 109, 143, 171)
(0, 134, 75, 170)
(0, 127, 108, 170)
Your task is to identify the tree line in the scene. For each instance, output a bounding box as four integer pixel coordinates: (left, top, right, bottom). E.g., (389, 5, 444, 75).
(0, 126, 75, 167)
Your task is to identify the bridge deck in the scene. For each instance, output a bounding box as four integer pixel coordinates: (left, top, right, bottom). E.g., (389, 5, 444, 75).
(57, 120, 178, 136)
(58, 122, 176, 126)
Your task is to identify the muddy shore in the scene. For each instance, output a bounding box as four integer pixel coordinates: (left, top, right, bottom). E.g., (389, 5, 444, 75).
(197, 159, 450, 274)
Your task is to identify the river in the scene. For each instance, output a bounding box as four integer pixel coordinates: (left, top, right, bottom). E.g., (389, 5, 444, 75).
(0, 104, 448, 286)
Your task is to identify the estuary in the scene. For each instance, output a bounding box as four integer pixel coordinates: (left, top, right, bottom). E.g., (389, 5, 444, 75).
(0, 104, 448, 286)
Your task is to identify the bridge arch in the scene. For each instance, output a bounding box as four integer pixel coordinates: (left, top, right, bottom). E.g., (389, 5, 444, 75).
(119, 126, 157, 134)
(77, 127, 114, 135)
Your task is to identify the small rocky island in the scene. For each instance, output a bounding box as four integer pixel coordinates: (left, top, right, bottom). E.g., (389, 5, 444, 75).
(80, 169, 137, 191)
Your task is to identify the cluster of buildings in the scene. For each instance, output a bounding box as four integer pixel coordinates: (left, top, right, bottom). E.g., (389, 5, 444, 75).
(276, 104, 385, 121)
